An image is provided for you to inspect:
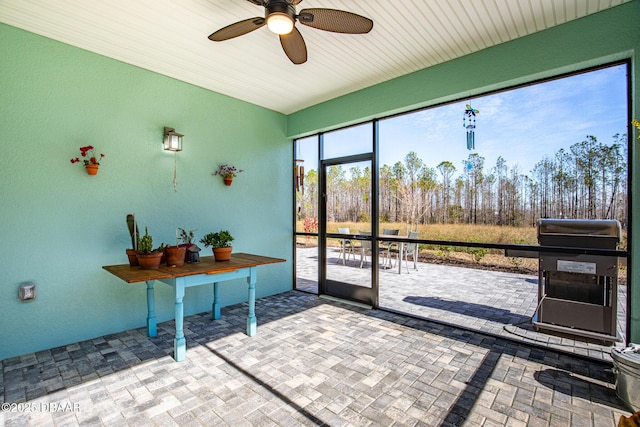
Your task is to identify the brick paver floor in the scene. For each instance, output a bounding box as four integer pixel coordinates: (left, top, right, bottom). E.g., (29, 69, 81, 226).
(1, 291, 633, 426)
(296, 246, 628, 363)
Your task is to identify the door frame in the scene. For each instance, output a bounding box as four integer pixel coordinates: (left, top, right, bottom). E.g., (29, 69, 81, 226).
(318, 152, 379, 306)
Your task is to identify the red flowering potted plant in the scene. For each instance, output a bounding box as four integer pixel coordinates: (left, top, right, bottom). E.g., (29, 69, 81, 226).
(214, 164, 243, 186)
(70, 145, 104, 175)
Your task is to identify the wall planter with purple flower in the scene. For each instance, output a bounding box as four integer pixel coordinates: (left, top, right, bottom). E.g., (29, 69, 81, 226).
(213, 164, 243, 186)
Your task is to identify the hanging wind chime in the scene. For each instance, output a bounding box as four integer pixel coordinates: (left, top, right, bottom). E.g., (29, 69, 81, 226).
(463, 104, 479, 150)
(294, 142, 305, 196)
(294, 159, 305, 195)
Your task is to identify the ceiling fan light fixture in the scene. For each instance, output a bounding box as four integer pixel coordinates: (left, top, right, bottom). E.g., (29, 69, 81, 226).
(267, 12, 294, 34)
(209, 0, 374, 64)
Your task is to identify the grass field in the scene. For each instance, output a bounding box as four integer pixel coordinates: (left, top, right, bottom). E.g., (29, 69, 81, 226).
(300, 221, 539, 244)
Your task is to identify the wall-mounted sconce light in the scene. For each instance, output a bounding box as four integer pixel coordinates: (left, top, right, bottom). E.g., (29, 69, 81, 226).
(164, 127, 183, 191)
(163, 127, 183, 152)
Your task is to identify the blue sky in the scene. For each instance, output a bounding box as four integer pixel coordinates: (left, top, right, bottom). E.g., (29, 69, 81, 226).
(300, 63, 628, 177)
(378, 63, 628, 175)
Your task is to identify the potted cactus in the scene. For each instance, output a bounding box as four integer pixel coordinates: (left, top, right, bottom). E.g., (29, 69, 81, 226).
(136, 227, 164, 269)
(126, 214, 140, 266)
(200, 230, 234, 261)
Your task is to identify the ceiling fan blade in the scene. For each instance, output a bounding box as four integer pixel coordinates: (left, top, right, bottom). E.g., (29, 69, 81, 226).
(209, 17, 265, 41)
(298, 8, 373, 34)
(280, 27, 307, 64)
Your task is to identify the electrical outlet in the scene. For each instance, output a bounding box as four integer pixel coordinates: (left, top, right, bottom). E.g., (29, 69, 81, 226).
(19, 283, 36, 301)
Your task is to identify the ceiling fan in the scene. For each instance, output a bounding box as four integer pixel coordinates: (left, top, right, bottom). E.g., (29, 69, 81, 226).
(208, 0, 373, 64)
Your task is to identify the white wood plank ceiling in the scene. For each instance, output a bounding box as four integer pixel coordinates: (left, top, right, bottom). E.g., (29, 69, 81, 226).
(0, 0, 629, 114)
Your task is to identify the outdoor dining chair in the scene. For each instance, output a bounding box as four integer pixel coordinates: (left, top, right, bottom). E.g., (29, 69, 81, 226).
(390, 231, 420, 273)
(358, 231, 373, 268)
(380, 228, 400, 268)
(336, 227, 355, 264)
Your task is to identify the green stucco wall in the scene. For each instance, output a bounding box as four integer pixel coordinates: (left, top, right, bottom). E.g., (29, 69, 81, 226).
(287, 1, 640, 342)
(0, 23, 292, 360)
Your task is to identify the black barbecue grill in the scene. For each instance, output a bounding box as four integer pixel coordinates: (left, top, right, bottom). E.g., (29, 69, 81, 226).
(533, 219, 621, 342)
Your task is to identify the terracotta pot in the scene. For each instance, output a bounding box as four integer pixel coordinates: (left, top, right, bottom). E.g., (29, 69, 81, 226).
(213, 247, 232, 261)
(85, 164, 99, 175)
(126, 249, 139, 266)
(165, 246, 186, 267)
(136, 252, 163, 270)
(223, 177, 233, 186)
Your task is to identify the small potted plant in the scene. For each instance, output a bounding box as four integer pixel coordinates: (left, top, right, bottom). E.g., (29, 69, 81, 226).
(164, 229, 187, 267)
(178, 227, 201, 263)
(214, 164, 243, 186)
(136, 227, 164, 269)
(178, 228, 196, 247)
(70, 145, 104, 175)
(126, 214, 140, 266)
(200, 230, 234, 261)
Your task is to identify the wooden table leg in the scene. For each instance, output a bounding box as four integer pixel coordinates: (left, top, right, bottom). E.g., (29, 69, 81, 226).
(146, 281, 157, 337)
(174, 278, 186, 361)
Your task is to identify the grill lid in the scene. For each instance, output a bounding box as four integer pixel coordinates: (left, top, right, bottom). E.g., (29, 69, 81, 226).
(537, 219, 621, 240)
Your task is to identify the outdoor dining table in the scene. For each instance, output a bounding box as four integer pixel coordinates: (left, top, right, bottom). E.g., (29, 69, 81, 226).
(103, 253, 285, 361)
(345, 233, 407, 273)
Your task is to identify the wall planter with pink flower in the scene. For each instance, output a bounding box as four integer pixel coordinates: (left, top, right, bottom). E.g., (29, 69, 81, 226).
(70, 145, 104, 175)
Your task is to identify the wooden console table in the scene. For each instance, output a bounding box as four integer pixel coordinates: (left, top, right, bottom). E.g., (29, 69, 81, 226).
(103, 253, 285, 361)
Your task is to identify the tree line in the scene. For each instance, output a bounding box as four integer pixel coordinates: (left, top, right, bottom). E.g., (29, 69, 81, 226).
(296, 134, 628, 230)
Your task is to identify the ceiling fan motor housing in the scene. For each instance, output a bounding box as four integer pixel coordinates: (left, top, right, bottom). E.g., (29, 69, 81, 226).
(266, 1, 296, 22)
